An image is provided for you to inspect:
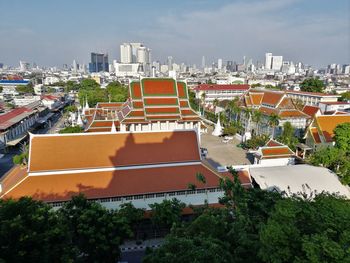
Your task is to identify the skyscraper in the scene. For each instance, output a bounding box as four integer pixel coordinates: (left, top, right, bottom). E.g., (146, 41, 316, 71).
(201, 56, 206, 69)
(120, 43, 132, 63)
(89, 53, 109, 73)
(167, 56, 173, 71)
(265, 53, 273, 70)
(271, 56, 283, 71)
(218, 59, 223, 70)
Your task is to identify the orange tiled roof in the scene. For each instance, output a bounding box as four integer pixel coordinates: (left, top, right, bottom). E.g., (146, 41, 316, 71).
(302, 105, 320, 117)
(261, 147, 294, 158)
(316, 115, 350, 143)
(142, 78, 177, 96)
(261, 91, 284, 106)
(310, 127, 321, 143)
(279, 110, 307, 118)
(1, 164, 222, 202)
(29, 131, 200, 173)
(250, 93, 264, 105)
(265, 139, 284, 147)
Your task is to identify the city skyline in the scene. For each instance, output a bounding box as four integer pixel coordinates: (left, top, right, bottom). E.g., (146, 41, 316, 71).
(0, 0, 349, 67)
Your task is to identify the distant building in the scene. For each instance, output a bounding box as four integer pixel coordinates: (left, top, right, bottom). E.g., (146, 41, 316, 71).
(265, 53, 273, 70)
(286, 90, 340, 106)
(88, 53, 109, 73)
(120, 43, 132, 63)
(194, 84, 250, 105)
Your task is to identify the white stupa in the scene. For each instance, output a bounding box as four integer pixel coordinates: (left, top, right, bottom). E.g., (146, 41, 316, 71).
(212, 117, 222, 136)
(77, 111, 83, 126)
(110, 119, 117, 133)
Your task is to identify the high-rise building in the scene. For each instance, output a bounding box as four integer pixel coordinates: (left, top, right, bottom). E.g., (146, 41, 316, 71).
(89, 53, 109, 73)
(272, 56, 283, 71)
(265, 53, 273, 70)
(218, 59, 223, 70)
(72, 60, 77, 72)
(120, 43, 132, 63)
(167, 56, 173, 71)
(201, 56, 206, 69)
(130, 43, 142, 63)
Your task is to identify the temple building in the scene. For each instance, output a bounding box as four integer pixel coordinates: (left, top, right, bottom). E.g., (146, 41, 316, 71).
(238, 89, 309, 138)
(0, 130, 252, 209)
(83, 78, 204, 134)
(304, 114, 350, 151)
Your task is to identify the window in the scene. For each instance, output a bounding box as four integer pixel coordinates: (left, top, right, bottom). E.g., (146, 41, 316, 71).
(125, 196, 133, 201)
(134, 194, 144, 200)
(145, 194, 155, 199)
(176, 191, 186, 196)
(156, 193, 165, 197)
(168, 192, 176, 196)
(111, 197, 122, 202)
(186, 190, 195, 195)
(196, 189, 206, 194)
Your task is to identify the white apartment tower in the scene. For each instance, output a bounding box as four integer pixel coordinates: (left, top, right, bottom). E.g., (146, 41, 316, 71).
(218, 59, 223, 70)
(272, 56, 283, 71)
(120, 43, 132, 63)
(265, 53, 273, 70)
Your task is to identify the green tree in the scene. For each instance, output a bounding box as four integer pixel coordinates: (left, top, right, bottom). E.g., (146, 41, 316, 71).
(143, 235, 233, 263)
(0, 86, 3, 93)
(106, 81, 128, 102)
(0, 197, 71, 263)
(252, 110, 263, 135)
(80, 78, 100, 89)
(334, 122, 350, 153)
(16, 83, 34, 94)
(64, 105, 78, 113)
(300, 78, 325, 93)
(268, 113, 280, 138)
(12, 143, 29, 166)
(58, 194, 131, 263)
(65, 80, 81, 92)
(59, 126, 83, 134)
(259, 194, 350, 263)
(149, 198, 186, 229)
(277, 121, 299, 150)
(116, 202, 144, 239)
(340, 91, 350, 102)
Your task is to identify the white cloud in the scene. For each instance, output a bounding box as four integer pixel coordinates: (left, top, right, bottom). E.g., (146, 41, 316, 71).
(135, 0, 349, 66)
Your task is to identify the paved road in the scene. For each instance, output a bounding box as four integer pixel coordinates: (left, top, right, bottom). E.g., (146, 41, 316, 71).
(0, 112, 66, 178)
(201, 127, 252, 168)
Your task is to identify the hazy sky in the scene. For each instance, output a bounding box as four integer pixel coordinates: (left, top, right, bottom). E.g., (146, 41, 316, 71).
(0, 0, 349, 68)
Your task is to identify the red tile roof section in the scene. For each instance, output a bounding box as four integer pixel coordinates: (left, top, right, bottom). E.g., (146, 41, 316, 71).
(29, 131, 200, 173)
(2, 164, 222, 202)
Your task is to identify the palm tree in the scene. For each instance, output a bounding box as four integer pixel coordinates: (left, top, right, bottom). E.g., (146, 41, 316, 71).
(244, 108, 252, 133)
(252, 110, 263, 135)
(213, 98, 219, 108)
(268, 113, 280, 138)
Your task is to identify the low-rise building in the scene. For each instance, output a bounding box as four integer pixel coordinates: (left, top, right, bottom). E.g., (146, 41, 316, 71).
(248, 164, 349, 198)
(0, 130, 252, 209)
(253, 139, 295, 166)
(238, 89, 309, 137)
(305, 114, 350, 150)
(286, 90, 340, 106)
(194, 84, 250, 105)
(318, 101, 350, 114)
(84, 78, 204, 135)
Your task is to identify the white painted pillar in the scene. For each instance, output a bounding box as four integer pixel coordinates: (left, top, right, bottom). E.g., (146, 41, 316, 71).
(166, 121, 169, 130)
(148, 123, 152, 131)
(157, 121, 161, 131)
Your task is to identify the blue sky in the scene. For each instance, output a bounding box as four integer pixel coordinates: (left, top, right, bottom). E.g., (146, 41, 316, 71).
(0, 0, 349, 68)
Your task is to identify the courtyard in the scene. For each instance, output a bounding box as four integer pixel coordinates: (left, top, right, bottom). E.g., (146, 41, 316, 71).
(200, 127, 252, 168)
